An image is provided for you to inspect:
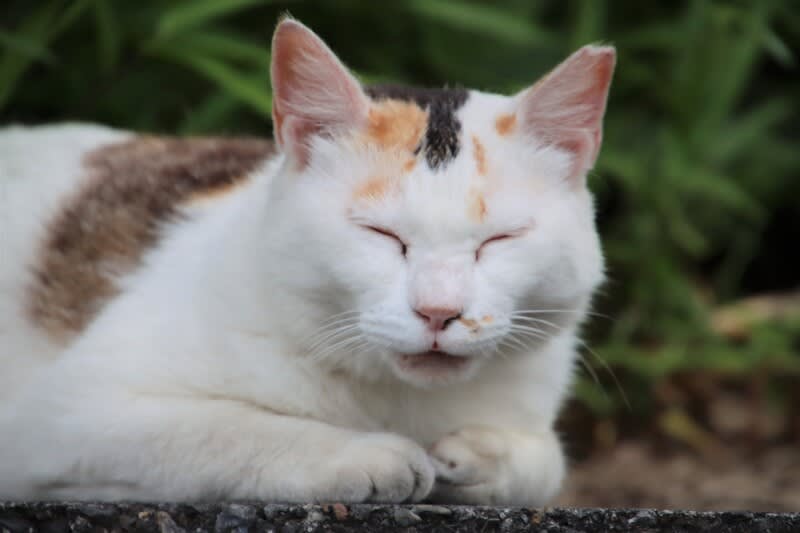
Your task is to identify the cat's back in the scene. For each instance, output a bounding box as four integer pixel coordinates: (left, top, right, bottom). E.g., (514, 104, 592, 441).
(0, 123, 131, 265)
(0, 125, 131, 385)
(0, 124, 275, 397)
(0, 124, 131, 245)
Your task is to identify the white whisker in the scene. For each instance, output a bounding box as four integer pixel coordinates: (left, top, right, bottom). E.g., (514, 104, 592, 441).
(577, 340, 630, 410)
(306, 324, 360, 354)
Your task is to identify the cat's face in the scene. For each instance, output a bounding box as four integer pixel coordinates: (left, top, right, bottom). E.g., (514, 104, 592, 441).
(267, 19, 613, 387)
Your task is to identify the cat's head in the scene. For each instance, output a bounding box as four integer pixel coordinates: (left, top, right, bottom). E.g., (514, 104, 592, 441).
(265, 18, 614, 387)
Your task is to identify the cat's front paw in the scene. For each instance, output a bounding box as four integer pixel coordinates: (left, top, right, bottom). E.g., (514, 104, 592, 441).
(428, 425, 512, 505)
(428, 425, 565, 506)
(329, 433, 435, 503)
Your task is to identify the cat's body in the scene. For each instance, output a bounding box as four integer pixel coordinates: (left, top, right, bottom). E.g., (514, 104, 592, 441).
(0, 19, 613, 504)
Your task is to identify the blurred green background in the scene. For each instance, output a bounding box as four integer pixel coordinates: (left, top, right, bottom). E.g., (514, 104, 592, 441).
(2, 0, 799, 456)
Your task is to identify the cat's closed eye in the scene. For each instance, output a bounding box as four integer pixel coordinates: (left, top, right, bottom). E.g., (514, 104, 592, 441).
(363, 226, 407, 257)
(475, 234, 514, 261)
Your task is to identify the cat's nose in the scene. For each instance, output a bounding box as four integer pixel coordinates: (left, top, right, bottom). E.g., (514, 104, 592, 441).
(415, 306, 462, 331)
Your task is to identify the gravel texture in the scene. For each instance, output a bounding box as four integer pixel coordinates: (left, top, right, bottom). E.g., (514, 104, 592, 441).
(1, 502, 799, 532)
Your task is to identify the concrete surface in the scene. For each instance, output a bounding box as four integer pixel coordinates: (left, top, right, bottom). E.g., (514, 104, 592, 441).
(1, 502, 799, 532)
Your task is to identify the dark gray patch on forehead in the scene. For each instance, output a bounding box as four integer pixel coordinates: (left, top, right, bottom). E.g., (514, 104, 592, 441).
(366, 84, 469, 170)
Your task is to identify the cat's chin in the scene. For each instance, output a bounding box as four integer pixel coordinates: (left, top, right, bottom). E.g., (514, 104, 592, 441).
(390, 350, 478, 387)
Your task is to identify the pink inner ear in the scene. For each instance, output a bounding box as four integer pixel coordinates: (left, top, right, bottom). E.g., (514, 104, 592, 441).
(270, 19, 368, 166)
(519, 45, 615, 180)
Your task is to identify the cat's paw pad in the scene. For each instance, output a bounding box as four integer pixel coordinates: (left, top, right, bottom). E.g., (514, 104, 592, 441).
(330, 433, 435, 503)
(428, 425, 511, 504)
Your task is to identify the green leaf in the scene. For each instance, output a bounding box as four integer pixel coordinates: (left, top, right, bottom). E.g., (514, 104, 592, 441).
(148, 30, 269, 66)
(0, 30, 56, 64)
(155, 45, 271, 117)
(92, 0, 120, 72)
(761, 26, 794, 66)
(156, 0, 273, 39)
(405, 0, 551, 46)
(0, 0, 95, 109)
(570, 0, 607, 49)
(709, 98, 793, 164)
(178, 90, 241, 134)
(0, 0, 62, 109)
(697, 3, 768, 135)
(680, 169, 762, 218)
(52, 0, 95, 35)
(617, 21, 683, 49)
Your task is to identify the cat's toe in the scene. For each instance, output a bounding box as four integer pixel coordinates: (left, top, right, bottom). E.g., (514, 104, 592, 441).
(428, 425, 510, 504)
(331, 433, 435, 503)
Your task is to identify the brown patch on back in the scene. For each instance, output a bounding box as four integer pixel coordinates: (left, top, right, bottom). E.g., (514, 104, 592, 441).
(467, 188, 488, 223)
(185, 177, 249, 205)
(366, 99, 428, 152)
(495, 113, 517, 136)
(402, 157, 417, 173)
(27, 136, 275, 340)
(471, 135, 488, 176)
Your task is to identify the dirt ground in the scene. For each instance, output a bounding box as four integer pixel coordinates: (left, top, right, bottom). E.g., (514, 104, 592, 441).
(555, 440, 800, 511)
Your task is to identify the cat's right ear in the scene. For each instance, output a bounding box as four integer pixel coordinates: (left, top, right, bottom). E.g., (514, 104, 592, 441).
(271, 18, 369, 167)
(515, 45, 615, 186)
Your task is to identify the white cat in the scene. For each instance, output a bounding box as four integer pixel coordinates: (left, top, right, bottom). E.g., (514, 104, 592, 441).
(0, 18, 614, 505)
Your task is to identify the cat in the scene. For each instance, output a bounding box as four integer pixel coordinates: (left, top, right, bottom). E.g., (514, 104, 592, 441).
(0, 17, 614, 505)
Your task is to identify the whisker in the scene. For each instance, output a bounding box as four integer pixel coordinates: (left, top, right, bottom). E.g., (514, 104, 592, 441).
(499, 335, 530, 353)
(307, 313, 359, 336)
(311, 334, 365, 363)
(511, 315, 563, 331)
(507, 325, 551, 342)
(308, 325, 361, 355)
(312, 316, 359, 333)
(306, 324, 360, 354)
(577, 340, 630, 411)
(577, 353, 603, 389)
(318, 310, 361, 324)
(513, 309, 613, 320)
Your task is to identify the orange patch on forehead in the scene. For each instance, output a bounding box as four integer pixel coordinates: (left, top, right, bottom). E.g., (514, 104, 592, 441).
(402, 157, 417, 173)
(471, 135, 487, 176)
(467, 189, 488, 223)
(354, 175, 394, 202)
(366, 99, 428, 152)
(495, 113, 517, 136)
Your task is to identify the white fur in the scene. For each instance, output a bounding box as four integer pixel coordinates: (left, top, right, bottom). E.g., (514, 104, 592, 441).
(0, 29, 608, 505)
(0, 124, 131, 398)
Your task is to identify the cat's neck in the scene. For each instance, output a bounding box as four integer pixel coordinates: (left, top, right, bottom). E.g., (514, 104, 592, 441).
(178, 156, 319, 351)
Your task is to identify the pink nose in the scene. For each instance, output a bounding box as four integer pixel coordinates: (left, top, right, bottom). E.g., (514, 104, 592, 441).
(415, 306, 462, 331)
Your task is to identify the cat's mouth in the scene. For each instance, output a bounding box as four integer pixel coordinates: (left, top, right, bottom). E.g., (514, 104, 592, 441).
(396, 350, 470, 372)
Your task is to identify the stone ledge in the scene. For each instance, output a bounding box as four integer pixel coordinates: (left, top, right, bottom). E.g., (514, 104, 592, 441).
(1, 502, 799, 532)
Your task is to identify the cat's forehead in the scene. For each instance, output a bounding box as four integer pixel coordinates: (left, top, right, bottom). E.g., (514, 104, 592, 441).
(365, 85, 471, 171)
(349, 88, 536, 237)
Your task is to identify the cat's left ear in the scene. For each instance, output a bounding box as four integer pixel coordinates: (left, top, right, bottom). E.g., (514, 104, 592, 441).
(516, 45, 615, 185)
(271, 17, 369, 167)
